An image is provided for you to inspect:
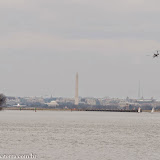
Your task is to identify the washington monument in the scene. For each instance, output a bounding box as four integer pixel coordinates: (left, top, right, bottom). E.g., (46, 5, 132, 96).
(75, 72, 79, 105)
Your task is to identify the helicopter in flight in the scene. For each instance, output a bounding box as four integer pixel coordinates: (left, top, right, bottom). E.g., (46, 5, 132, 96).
(153, 50, 159, 58)
(146, 50, 159, 58)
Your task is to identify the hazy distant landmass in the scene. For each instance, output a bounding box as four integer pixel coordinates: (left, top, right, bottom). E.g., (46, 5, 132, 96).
(4, 96, 159, 110)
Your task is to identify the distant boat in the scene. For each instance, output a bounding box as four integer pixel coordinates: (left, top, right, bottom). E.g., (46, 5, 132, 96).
(151, 107, 155, 113)
(138, 107, 141, 113)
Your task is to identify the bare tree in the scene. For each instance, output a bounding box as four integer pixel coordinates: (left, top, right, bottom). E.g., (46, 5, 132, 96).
(0, 94, 6, 110)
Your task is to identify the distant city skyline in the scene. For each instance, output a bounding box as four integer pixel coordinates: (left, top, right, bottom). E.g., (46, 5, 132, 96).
(0, 1, 160, 98)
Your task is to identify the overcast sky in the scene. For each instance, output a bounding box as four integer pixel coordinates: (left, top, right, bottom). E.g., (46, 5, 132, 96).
(0, 0, 160, 98)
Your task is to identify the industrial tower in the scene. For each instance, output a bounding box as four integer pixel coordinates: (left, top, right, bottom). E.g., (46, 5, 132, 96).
(75, 72, 79, 105)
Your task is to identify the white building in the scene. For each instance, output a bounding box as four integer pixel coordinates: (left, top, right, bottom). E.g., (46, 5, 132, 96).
(46, 101, 59, 107)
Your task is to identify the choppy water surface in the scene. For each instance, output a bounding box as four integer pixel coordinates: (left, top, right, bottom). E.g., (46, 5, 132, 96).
(0, 111, 160, 160)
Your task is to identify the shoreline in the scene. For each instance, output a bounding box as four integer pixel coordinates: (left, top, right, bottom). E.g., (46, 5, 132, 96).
(2, 108, 160, 112)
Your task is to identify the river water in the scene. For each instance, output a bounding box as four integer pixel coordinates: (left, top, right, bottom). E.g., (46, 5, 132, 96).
(0, 111, 160, 160)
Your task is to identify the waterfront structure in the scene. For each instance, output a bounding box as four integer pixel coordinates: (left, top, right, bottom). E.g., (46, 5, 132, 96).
(46, 101, 59, 107)
(75, 72, 79, 105)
